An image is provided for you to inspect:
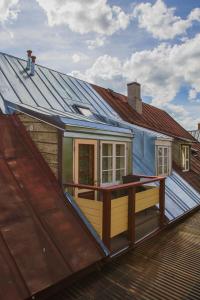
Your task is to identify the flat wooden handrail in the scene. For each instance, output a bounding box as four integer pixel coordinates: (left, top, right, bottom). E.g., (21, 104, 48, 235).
(64, 182, 103, 191)
(64, 176, 165, 193)
(101, 177, 165, 192)
(129, 173, 159, 179)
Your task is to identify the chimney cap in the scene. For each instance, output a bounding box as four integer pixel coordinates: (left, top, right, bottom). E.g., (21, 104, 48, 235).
(27, 50, 32, 57)
(127, 81, 140, 86)
(31, 55, 36, 63)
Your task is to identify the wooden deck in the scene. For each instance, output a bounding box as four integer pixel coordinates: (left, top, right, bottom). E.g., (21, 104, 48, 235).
(49, 209, 200, 300)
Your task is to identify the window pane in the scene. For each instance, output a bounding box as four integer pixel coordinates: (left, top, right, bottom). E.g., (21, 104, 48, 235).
(164, 157, 168, 166)
(158, 148, 162, 156)
(102, 157, 112, 170)
(116, 157, 125, 169)
(164, 165, 168, 173)
(186, 147, 189, 159)
(102, 144, 113, 156)
(158, 166, 163, 174)
(164, 148, 168, 156)
(116, 169, 125, 181)
(102, 171, 113, 183)
(79, 144, 94, 185)
(116, 144, 125, 156)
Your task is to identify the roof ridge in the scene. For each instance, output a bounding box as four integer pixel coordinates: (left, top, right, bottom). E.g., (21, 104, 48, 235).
(0, 51, 93, 87)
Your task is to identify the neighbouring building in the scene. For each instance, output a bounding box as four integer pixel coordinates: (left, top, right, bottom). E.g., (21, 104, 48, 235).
(94, 82, 200, 220)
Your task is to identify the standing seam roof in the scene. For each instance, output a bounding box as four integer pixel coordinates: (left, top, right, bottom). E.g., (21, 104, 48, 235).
(0, 52, 120, 123)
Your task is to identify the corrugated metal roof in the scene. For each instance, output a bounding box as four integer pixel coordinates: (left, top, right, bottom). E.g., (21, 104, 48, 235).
(48, 210, 200, 300)
(0, 115, 106, 300)
(93, 84, 195, 141)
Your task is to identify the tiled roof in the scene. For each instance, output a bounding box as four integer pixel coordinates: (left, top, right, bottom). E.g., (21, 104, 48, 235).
(93, 85, 195, 141)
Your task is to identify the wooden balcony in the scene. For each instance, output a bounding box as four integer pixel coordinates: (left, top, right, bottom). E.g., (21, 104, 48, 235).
(65, 175, 166, 254)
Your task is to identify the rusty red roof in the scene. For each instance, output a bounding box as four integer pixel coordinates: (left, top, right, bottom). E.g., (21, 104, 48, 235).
(93, 85, 195, 141)
(0, 115, 105, 300)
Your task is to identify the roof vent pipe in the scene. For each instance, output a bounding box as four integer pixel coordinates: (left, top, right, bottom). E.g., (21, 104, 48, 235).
(30, 56, 36, 76)
(26, 50, 32, 71)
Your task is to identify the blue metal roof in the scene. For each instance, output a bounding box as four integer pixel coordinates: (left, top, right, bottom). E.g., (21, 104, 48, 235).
(0, 52, 131, 133)
(133, 135, 200, 221)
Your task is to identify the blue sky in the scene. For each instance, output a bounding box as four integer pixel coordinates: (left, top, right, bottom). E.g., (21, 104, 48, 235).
(0, 0, 200, 130)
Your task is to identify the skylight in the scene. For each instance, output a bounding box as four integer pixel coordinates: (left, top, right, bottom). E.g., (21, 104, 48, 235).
(76, 106, 93, 117)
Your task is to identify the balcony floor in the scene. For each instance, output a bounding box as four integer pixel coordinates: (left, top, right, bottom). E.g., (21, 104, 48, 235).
(111, 207, 159, 253)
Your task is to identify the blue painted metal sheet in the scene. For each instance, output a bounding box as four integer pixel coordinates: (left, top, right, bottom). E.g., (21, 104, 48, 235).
(0, 52, 121, 127)
(0, 51, 133, 135)
(133, 127, 200, 221)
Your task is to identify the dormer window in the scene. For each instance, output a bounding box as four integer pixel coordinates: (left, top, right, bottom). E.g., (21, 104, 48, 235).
(182, 145, 190, 171)
(155, 141, 172, 176)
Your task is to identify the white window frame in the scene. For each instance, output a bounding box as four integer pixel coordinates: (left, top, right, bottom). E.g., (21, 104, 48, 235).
(156, 145, 171, 176)
(182, 145, 190, 172)
(100, 141, 127, 186)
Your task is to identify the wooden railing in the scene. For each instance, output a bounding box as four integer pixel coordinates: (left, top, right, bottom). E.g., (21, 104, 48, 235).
(64, 175, 165, 251)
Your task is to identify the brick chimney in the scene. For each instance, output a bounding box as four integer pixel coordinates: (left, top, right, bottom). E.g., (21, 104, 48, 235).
(127, 82, 142, 114)
(198, 123, 200, 130)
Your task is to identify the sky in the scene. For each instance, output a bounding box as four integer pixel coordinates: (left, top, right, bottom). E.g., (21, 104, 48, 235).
(0, 0, 200, 130)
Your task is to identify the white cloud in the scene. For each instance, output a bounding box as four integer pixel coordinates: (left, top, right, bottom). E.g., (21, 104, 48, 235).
(123, 34, 200, 106)
(188, 88, 198, 101)
(70, 54, 122, 82)
(71, 33, 200, 129)
(0, 0, 19, 23)
(163, 103, 199, 130)
(36, 0, 131, 36)
(133, 0, 200, 40)
(86, 36, 106, 50)
(72, 53, 88, 63)
(72, 54, 81, 63)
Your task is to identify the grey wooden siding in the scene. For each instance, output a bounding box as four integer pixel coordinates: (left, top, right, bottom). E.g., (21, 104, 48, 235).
(18, 113, 59, 178)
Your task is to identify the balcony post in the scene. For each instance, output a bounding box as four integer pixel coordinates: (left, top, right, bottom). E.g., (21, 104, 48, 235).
(159, 178, 165, 228)
(128, 187, 136, 245)
(102, 190, 111, 251)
